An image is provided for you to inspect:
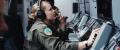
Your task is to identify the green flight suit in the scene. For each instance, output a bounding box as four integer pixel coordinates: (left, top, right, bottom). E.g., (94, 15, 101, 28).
(24, 19, 78, 50)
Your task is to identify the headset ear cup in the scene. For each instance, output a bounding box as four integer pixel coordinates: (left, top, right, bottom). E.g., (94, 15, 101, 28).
(37, 10, 46, 20)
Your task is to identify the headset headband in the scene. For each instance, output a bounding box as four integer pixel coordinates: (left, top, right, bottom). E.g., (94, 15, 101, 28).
(37, 0, 42, 10)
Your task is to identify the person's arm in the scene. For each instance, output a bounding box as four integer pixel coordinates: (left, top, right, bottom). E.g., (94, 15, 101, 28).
(78, 28, 100, 50)
(33, 27, 100, 50)
(34, 29, 79, 50)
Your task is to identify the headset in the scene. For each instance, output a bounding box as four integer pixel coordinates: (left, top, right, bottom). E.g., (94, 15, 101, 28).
(36, 0, 46, 20)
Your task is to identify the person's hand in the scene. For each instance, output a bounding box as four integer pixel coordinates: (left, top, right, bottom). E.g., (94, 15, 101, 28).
(59, 16, 65, 22)
(59, 16, 66, 31)
(78, 28, 100, 50)
(87, 28, 100, 46)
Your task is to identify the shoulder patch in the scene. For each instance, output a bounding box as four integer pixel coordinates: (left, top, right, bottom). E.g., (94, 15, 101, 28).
(44, 27, 52, 35)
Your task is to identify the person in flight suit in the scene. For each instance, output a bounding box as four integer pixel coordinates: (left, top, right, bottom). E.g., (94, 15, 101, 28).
(24, 0, 100, 50)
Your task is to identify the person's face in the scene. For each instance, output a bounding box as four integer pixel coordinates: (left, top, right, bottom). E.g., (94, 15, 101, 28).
(43, 2, 56, 21)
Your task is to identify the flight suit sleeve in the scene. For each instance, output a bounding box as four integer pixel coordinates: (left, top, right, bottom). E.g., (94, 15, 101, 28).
(34, 29, 78, 50)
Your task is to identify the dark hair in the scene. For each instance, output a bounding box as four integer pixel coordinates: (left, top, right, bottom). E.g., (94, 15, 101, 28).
(53, 6, 59, 10)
